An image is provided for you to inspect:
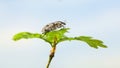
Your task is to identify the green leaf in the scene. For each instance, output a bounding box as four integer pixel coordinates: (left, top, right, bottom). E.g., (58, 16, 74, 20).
(58, 36, 107, 49)
(75, 36, 107, 49)
(42, 28, 70, 45)
(13, 32, 42, 41)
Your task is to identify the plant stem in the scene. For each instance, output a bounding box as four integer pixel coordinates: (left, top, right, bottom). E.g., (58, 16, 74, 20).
(46, 36, 57, 68)
(46, 47, 56, 68)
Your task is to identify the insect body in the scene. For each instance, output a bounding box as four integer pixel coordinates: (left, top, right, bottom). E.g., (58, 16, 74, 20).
(42, 21, 66, 34)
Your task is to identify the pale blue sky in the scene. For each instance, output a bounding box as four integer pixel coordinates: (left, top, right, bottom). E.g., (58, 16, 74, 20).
(0, 0, 120, 68)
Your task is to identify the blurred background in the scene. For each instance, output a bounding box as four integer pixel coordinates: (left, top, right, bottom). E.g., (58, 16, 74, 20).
(0, 0, 120, 68)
